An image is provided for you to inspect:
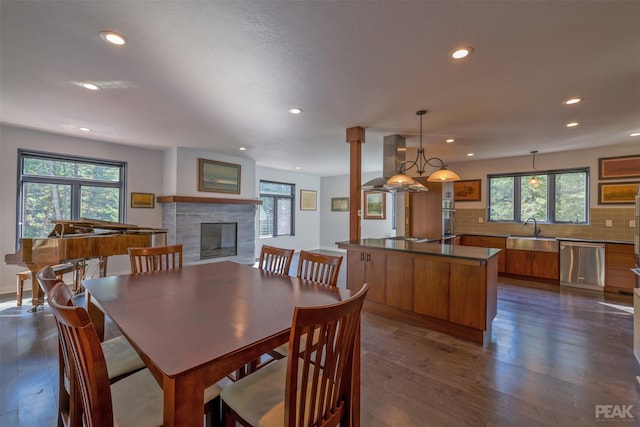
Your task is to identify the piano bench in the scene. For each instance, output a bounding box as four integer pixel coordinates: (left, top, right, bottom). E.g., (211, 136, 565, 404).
(16, 263, 76, 306)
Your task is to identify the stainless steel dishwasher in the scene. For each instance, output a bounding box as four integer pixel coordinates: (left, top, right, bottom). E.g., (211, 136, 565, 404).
(560, 241, 605, 291)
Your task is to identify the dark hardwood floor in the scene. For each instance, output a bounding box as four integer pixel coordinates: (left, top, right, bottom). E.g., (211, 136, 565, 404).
(1, 260, 639, 426)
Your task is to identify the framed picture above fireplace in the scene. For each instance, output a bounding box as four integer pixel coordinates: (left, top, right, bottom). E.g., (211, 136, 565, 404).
(198, 158, 241, 194)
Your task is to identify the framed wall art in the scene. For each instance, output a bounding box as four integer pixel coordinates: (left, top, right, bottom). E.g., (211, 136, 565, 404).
(598, 181, 639, 204)
(364, 191, 386, 219)
(598, 155, 640, 180)
(454, 179, 481, 202)
(331, 197, 349, 212)
(300, 190, 317, 210)
(198, 158, 241, 194)
(131, 192, 155, 208)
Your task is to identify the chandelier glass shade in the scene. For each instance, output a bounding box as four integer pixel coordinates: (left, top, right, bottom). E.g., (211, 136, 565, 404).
(528, 150, 540, 187)
(384, 110, 460, 191)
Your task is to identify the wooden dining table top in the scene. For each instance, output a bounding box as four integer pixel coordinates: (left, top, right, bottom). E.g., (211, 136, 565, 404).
(83, 261, 352, 378)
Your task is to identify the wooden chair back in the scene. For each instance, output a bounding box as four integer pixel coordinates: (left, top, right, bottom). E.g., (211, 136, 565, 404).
(128, 244, 183, 274)
(296, 251, 343, 287)
(48, 282, 114, 427)
(258, 245, 294, 275)
(36, 265, 60, 294)
(285, 283, 368, 427)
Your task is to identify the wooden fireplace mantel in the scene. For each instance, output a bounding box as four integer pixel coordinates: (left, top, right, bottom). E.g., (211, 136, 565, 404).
(156, 195, 262, 205)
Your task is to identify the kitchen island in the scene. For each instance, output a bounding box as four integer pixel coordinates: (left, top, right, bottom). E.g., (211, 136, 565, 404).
(337, 238, 501, 345)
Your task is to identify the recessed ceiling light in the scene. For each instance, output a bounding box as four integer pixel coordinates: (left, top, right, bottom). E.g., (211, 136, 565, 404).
(630, 132, 640, 137)
(451, 47, 474, 60)
(466, 153, 474, 157)
(239, 147, 246, 151)
(566, 122, 579, 128)
(79, 127, 91, 132)
(288, 107, 302, 114)
(100, 31, 127, 46)
(563, 97, 583, 105)
(81, 82, 100, 91)
(295, 166, 301, 170)
(445, 138, 455, 143)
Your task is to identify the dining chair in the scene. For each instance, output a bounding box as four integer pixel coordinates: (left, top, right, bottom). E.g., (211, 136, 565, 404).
(270, 251, 344, 359)
(296, 250, 343, 287)
(47, 282, 223, 427)
(38, 267, 143, 427)
(128, 244, 183, 273)
(245, 245, 295, 373)
(220, 283, 368, 427)
(258, 245, 294, 275)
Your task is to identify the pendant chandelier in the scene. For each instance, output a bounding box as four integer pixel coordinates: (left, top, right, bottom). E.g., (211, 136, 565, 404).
(385, 110, 460, 191)
(528, 150, 540, 187)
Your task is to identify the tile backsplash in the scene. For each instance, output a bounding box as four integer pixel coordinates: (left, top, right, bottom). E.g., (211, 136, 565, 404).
(454, 207, 635, 242)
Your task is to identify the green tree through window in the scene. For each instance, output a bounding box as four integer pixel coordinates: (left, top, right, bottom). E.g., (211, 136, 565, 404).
(259, 180, 294, 238)
(488, 169, 588, 224)
(18, 150, 126, 238)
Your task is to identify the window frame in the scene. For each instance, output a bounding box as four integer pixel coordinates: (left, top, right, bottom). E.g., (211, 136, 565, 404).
(487, 167, 589, 224)
(259, 180, 295, 238)
(16, 149, 127, 241)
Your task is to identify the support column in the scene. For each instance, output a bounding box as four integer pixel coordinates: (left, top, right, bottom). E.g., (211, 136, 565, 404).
(346, 127, 365, 242)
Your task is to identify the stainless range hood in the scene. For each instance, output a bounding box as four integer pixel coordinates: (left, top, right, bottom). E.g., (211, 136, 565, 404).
(362, 135, 406, 191)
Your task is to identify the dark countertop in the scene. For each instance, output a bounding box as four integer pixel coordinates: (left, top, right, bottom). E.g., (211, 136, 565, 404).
(336, 238, 501, 262)
(461, 232, 633, 245)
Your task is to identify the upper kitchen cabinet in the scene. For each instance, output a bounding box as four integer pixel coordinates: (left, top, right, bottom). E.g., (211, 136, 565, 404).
(406, 179, 443, 239)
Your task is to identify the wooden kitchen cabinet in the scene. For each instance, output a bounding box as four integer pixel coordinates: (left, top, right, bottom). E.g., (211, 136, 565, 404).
(346, 249, 386, 303)
(414, 258, 449, 320)
(339, 240, 499, 345)
(386, 254, 414, 311)
(461, 235, 507, 273)
(505, 249, 559, 280)
(407, 180, 442, 238)
(605, 243, 635, 294)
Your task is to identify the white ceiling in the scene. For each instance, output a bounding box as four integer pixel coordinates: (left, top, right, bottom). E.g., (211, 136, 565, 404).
(1, 1, 639, 176)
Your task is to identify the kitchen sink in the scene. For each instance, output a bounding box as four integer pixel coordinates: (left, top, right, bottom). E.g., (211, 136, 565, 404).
(506, 236, 559, 252)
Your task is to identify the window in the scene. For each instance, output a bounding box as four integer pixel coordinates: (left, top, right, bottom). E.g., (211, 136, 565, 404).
(259, 180, 295, 238)
(488, 168, 588, 224)
(18, 150, 126, 238)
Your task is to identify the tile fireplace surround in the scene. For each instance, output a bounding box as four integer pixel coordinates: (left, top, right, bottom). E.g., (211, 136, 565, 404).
(158, 196, 260, 265)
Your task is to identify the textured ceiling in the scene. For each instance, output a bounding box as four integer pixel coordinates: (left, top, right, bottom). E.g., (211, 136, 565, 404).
(1, 1, 639, 176)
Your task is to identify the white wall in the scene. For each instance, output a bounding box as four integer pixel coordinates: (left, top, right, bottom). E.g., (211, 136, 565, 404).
(255, 166, 321, 258)
(320, 171, 396, 250)
(0, 124, 165, 294)
(446, 142, 640, 210)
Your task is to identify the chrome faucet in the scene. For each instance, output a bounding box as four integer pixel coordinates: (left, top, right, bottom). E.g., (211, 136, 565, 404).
(524, 218, 541, 237)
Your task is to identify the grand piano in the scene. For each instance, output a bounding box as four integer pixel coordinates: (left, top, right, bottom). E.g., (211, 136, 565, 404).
(5, 219, 167, 311)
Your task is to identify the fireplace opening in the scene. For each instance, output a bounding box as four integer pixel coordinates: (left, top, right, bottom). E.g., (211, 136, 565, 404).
(201, 222, 237, 260)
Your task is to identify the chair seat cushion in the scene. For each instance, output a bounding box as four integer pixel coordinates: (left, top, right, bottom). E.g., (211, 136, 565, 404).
(102, 335, 146, 379)
(112, 368, 222, 427)
(221, 358, 288, 427)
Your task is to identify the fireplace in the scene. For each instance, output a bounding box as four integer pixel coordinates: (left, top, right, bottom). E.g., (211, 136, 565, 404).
(201, 222, 237, 260)
(159, 195, 259, 265)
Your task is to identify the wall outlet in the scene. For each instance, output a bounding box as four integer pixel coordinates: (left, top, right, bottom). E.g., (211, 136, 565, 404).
(605, 219, 613, 227)
(630, 219, 636, 228)
(478, 217, 484, 224)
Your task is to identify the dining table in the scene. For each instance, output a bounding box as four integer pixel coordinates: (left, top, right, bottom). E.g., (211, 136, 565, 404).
(82, 261, 360, 426)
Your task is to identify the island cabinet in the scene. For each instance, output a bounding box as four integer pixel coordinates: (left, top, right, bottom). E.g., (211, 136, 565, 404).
(460, 235, 506, 273)
(505, 249, 559, 280)
(605, 243, 636, 294)
(339, 239, 500, 345)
